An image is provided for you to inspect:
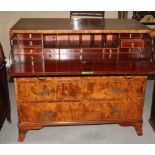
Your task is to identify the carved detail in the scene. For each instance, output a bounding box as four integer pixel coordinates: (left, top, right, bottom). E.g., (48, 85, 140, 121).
(18, 124, 43, 142)
(119, 121, 143, 136)
(18, 129, 28, 142)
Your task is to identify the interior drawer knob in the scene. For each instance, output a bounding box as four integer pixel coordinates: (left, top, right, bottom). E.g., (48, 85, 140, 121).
(128, 48, 131, 53)
(29, 34, 32, 38)
(109, 49, 112, 54)
(30, 41, 33, 46)
(30, 49, 33, 53)
(131, 42, 135, 48)
(80, 49, 83, 54)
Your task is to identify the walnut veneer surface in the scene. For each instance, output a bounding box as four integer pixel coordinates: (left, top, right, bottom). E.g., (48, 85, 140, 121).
(15, 76, 146, 141)
(8, 18, 155, 141)
(10, 18, 152, 34)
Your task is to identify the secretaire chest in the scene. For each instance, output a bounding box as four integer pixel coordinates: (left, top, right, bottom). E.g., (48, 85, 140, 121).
(8, 18, 155, 141)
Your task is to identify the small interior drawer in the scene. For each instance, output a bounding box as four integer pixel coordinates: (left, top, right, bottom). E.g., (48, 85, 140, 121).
(118, 53, 141, 60)
(119, 33, 143, 39)
(15, 55, 43, 63)
(18, 48, 42, 54)
(18, 40, 42, 47)
(44, 35, 57, 48)
(93, 34, 103, 47)
(119, 48, 141, 53)
(57, 35, 69, 47)
(104, 48, 118, 54)
(44, 49, 59, 60)
(81, 34, 91, 47)
(121, 39, 144, 48)
(18, 34, 42, 40)
(68, 35, 80, 47)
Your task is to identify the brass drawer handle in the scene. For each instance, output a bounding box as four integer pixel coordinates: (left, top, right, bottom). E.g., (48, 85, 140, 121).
(112, 87, 125, 94)
(111, 108, 121, 114)
(39, 89, 53, 96)
(40, 111, 53, 117)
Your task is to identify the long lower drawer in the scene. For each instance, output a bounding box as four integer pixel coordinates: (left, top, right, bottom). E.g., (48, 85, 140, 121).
(18, 99, 144, 122)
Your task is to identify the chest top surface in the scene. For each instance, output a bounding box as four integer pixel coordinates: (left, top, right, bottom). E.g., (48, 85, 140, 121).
(10, 18, 151, 34)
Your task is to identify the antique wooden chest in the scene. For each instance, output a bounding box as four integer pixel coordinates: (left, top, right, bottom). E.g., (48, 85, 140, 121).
(8, 18, 155, 141)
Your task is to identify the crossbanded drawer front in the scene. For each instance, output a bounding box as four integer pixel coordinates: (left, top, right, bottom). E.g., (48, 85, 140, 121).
(121, 39, 144, 48)
(15, 76, 146, 101)
(15, 77, 84, 101)
(18, 99, 143, 122)
(18, 100, 123, 122)
(86, 78, 146, 99)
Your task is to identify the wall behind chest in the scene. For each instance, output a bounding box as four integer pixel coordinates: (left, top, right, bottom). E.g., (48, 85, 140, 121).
(0, 11, 133, 65)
